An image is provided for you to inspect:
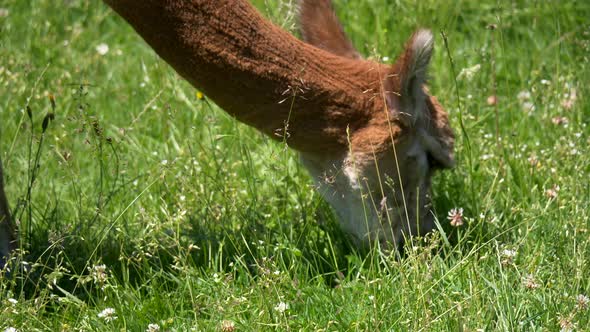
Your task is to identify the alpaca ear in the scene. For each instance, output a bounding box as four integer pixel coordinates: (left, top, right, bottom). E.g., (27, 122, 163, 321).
(420, 95, 455, 169)
(394, 30, 434, 119)
(298, 0, 361, 59)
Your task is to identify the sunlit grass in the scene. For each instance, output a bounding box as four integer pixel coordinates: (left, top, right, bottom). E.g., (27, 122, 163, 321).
(1, 0, 589, 330)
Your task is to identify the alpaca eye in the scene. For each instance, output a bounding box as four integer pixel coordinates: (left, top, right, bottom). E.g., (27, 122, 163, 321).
(427, 153, 443, 170)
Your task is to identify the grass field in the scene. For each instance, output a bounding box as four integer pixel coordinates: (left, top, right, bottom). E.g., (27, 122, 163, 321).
(1, 0, 589, 330)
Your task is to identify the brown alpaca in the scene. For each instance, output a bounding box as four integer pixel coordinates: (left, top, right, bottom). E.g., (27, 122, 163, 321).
(0, 0, 454, 266)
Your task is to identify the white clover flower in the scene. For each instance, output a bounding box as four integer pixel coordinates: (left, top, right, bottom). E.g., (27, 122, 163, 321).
(487, 95, 497, 106)
(98, 307, 118, 322)
(8, 298, 18, 305)
(89, 264, 108, 285)
(522, 274, 540, 290)
(274, 301, 289, 313)
(481, 154, 493, 161)
(545, 185, 560, 199)
(501, 249, 517, 258)
(561, 88, 577, 110)
(457, 64, 481, 81)
(517, 90, 531, 101)
(528, 155, 539, 167)
(96, 43, 109, 55)
(4, 328, 18, 332)
(146, 323, 160, 332)
(220, 320, 235, 332)
(559, 315, 576, 332)
(576, 294, 589, 311)
(522, 101, 535, 112)
(551, 116, 569, 126)
(500, 249, 517, 265)
(447, 208, 464, 227)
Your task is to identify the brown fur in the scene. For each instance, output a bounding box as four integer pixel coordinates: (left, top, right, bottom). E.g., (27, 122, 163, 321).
(102, 0, 452, 162)
(103, 0, 390, 157)
(298, 0, 361, 59)
(0, 0, 455, 262)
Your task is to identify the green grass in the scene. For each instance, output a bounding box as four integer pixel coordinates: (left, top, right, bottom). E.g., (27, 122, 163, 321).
(1, 0, 589, 330)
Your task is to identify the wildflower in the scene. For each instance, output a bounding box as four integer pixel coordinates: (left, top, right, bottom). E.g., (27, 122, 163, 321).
(561, 88, 577, 110)
(522, 274, 540, 290)
(8, 298, 17, 305)
(576, 294, 589, 311)
(146, 323, 160, 332)
(161, 159, 168, 165)
(4, 328, 17, 332)
(558, 315, 576, 332)
(447, 208, 464, 227)
(0, 8, 9, 17)
(457, 64, 481, 81)
(501, 249, 517, 258)
(89, 264, 108, 285)
(551, 116, 569, 126)
(486, 95, 497, 106)
(274, 301, 289, 313)
(96, 43, 109, 56)
(540, 79, 551, 85)
(98, 307, 118, 323)
(528, 155, 540, 168)
(517, 90, 531, 101)
(220, 320, 235, 332)
(500, 249, 517, 265)
(522, 101, 535, 112)
(196, 91, 204, 100)
(545, 185, 560, 199)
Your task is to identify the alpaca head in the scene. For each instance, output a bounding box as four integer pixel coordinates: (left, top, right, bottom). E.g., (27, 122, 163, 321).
(299, 2, 454, 249)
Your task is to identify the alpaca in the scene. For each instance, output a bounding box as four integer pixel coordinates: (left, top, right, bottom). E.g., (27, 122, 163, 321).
(0, 0, 454, 267)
